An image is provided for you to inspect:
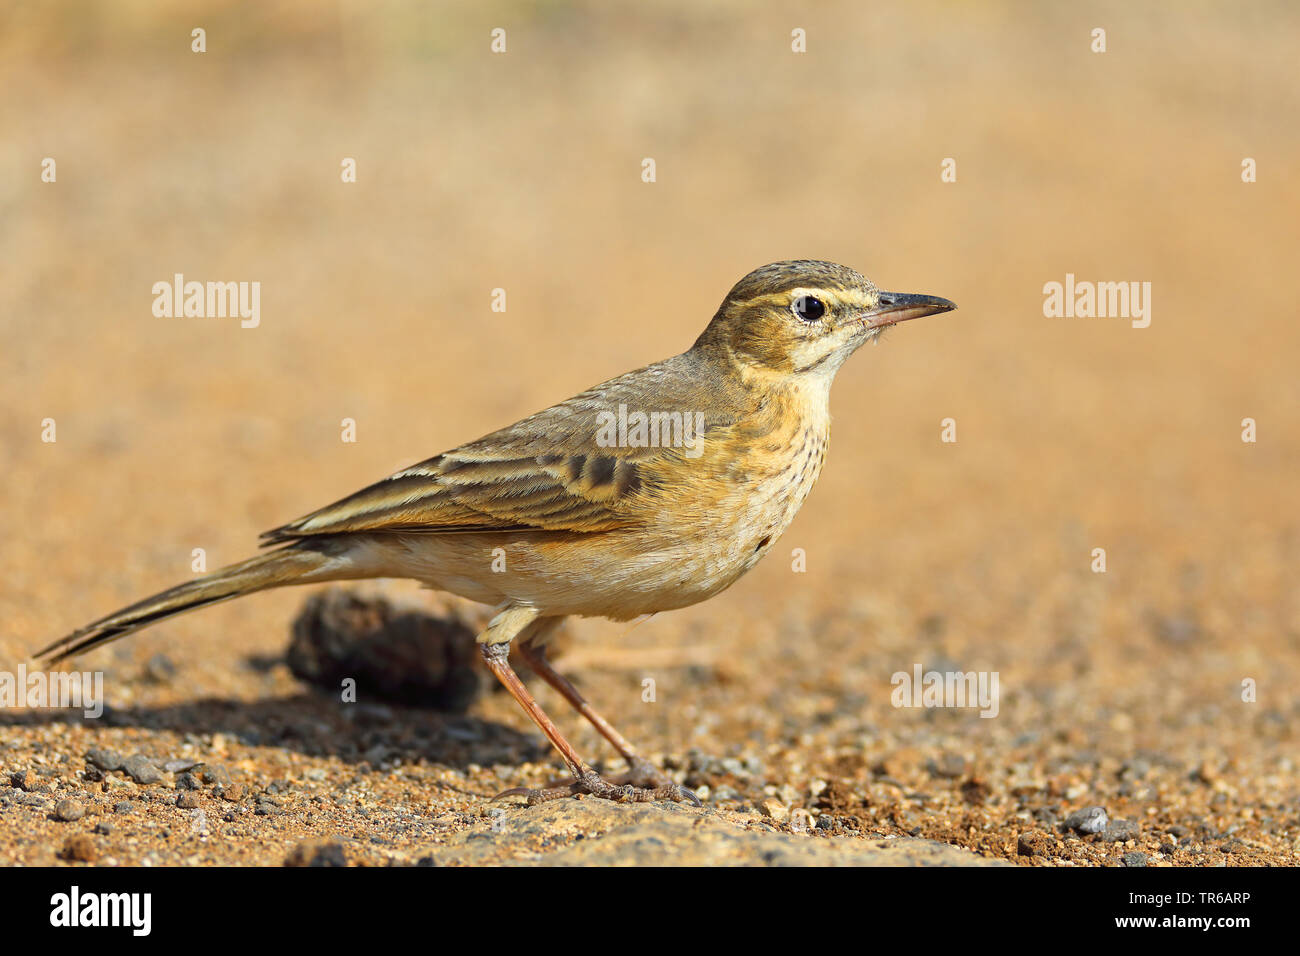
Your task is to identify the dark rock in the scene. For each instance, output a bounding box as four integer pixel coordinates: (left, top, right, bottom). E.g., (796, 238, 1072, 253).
(122, 754, 163, 785)
(1122, 852, 1148, 867)
(60, 834, 97, 862)
(176, 772, 201, 791)
(86, 749, 125, 772)
(10, 770, 41, 792)
(287, 589, 480, 711)
(960, 778, 990, 805)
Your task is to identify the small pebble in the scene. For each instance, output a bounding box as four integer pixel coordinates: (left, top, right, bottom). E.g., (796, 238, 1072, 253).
(86, 749, 125, 772)
(10, 770, 41, 792)
(176, 792, 201, 809)
(176, 772, 202, 791)
(1064, 806, 1109, 835)
(1122, 852, 1148, 867)
(122, 754, 163, 785)
(113, 801, 135, 814)
(759, 797, 789, 823)
(53, 799, 85, 822)
(164, 760, 200, 774)
(200, 765, 233, 788)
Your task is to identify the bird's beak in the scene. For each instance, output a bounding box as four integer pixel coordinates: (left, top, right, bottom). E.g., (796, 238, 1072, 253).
(863, 292, 957, 330)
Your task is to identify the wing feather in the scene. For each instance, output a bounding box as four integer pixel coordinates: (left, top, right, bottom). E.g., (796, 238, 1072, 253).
(261, 352, 744, 543)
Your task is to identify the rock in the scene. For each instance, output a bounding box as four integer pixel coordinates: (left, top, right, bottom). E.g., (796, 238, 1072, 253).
(1122, 852, 1148, 867)
(219, 784, 245, 802)
(759, 798, 789, 823)
(177, 792, 201, 810)
(415, 799, 1010, 867)
(287, 589, 480, 711)
(60, 834, 97, 863)
(1064, 806, 1108, 835)
(10, 770, 41, 792)
(1102, 819, 1140, 842)
(113, 801, 135, 814)
(122, 754, 163, 785)
(94, 822, 114, 836)
(200, 765, 232, 788)
(163, 760, 200, 774)
(284, 840, 349, 867)
(960, 778, 990, 806)
(86, 749, 125, 772)
(176, 772, 201, 791)
(53, 799, 85, 822)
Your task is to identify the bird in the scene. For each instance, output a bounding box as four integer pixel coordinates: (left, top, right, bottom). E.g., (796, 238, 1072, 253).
(35, 260, 955, 805)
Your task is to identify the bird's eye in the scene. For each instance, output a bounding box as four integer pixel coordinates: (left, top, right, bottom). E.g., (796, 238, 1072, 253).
(793, 295, 826, 323)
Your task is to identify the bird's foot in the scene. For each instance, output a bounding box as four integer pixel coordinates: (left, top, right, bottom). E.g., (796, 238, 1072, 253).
(494, 767, 700, 807)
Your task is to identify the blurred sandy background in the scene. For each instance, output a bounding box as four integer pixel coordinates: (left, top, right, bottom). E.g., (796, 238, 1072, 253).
(1, 1, 1297, 864)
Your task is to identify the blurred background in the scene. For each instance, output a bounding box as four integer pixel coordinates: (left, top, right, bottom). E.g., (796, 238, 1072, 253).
(1, 1, 1297, 862)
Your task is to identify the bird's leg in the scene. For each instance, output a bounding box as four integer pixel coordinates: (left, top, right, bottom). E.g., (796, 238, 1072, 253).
(517, 638, 682, 792)
(477, 608, 697, 806)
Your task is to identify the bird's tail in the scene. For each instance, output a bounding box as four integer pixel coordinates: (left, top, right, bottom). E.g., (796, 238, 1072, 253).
(33, 541, 343, 666)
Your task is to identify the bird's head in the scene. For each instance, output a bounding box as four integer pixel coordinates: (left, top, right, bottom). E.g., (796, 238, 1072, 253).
(693, 260, 955, 380)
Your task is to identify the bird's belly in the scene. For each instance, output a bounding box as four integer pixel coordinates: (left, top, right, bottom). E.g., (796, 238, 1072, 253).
(368, 426, 829, 620)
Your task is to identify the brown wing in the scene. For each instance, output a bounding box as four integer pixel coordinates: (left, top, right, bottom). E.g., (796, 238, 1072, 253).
(260, 354, 739, 543)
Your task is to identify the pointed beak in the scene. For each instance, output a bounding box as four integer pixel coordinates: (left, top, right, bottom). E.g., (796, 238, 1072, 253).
(864, 292, 957, 330)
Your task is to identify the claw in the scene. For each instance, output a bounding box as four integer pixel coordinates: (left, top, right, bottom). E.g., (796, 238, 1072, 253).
(492, 768, 700, 807)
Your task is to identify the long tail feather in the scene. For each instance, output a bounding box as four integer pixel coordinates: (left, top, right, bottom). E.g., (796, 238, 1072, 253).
(33, 542, 341, 665)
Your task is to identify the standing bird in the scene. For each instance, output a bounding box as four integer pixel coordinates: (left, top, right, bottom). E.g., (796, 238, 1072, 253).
(36, 260, 955, 805)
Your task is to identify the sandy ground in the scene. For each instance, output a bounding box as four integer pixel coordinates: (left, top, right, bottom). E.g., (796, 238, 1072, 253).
(1, 1, 1298, 866)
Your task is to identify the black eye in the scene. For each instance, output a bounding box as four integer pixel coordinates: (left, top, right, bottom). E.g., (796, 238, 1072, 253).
(793, 295, 825, 322)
